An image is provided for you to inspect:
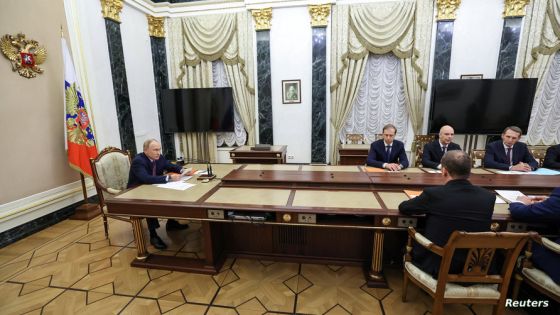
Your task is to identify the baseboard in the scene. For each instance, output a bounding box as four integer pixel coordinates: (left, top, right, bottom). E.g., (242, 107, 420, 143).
(0, 179, 97, 233)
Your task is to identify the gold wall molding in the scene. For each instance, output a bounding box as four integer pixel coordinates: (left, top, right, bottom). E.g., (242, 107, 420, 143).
(0, 33, 47, 79)
(100, 0, 123, 23)
(503, 0, 530, 18)
(147, 15, 165, 38)
(251, 8, 272, 31)
(308, 4, 331, 27)
(436, 0, 461, 21)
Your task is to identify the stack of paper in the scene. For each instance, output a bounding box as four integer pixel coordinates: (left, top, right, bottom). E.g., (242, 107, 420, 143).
(154, 182, 196, 191)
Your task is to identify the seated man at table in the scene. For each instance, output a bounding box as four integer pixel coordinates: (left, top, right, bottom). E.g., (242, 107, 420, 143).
(366, 124, 409, 171)
(128, 139, 192, 250)
(543, 144, 560, 169)
(484, 126, 538, 171)
(509, 188, 560, 284)
(399, 150, 495, 276)
(422, 125, 461, 169)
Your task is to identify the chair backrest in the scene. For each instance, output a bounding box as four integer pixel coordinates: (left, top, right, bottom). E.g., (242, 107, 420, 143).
(90, 147, 131, 203)
(470, 149, 486, 168)
(412, 134, 436, 167)
(436, 231, 533, 289)
(528, 146, 547, 168)
(345, 133, 365, 144)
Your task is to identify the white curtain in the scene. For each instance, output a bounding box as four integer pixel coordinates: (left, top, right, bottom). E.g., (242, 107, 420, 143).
(527, 51, 560, 144)
(212, 61, 247, 147)
(339, 53, 409, 144)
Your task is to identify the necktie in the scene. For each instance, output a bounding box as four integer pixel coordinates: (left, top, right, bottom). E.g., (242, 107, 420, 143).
(385, 145, 391, 162)
(506, 147, 512, 165)
(442, 146, 447, 154)
(151, 161, 156, 176)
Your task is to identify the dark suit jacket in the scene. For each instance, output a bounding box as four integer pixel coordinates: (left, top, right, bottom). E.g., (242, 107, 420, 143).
(366, 139, 409, 169)
(421, 141, 461, 169)
(483, 140, 538, 170)
(399, 179, 495, 277)
(127, 153, 182, 188)
(509, 187, 560, 284)
(543, 144, 560, 169)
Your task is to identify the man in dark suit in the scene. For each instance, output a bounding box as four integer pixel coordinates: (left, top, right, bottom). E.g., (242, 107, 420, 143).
(483, 126, 538, 171)
(509, 188, 560, 284)
(543, 144, 560, 169)
(399, 150, 495, 277)
(128, 139, 192, 250)
(366, 124, 409, 170)
(422, 125, 461, 169)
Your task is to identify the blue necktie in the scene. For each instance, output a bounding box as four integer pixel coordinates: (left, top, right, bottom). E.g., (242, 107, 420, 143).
(151, 161, 156, 176)
(386, 145, 391, 162)
(506, 147, 512, 165)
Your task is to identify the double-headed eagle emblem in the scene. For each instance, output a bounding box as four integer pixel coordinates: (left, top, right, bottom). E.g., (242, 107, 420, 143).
(1, 33, 47, 78)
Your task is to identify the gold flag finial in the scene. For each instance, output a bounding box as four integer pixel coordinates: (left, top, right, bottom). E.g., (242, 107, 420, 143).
(251, 8, 272, 31)
(503, 0, 530, 18)
(147, 15, 165, 38)
(308, 4, 331, 27)
(436, 0, 461, 21)
(100, 0, 123, 23)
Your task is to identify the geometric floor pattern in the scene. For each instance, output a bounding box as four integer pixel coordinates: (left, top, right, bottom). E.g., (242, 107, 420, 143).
(0, 217, 529, 314)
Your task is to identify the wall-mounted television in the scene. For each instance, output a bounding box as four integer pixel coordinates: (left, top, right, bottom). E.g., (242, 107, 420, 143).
(428, 79, 538, 134)
(161, 88, 235, 133)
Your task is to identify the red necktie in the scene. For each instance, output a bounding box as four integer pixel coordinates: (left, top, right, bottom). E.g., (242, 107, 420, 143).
(151, 161, 156, 176)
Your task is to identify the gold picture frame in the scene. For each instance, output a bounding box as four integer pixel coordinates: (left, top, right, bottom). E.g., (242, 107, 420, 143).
(282, 79, 301, 104)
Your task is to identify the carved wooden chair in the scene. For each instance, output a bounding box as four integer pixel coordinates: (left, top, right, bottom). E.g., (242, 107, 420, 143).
(412, 134, 436, 167)
(512, 234, 560, 303)
(90, 147, 133, 238)
(345, 133, 365, 144)
(403, 227, 533, 315)
(470, 149, 486, 168)
(529, 147, 548, 168)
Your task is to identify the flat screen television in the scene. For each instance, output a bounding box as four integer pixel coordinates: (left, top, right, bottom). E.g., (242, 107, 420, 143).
(161, 88, 235, 133)
(428, 79, 538, 134)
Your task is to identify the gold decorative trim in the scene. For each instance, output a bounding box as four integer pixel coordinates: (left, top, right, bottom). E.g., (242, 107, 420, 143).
(436, 0, 461, 21)
(1, 33, 47, 79)
(308, 4, 331, 27)
(100, 0, 123, 23)
(251, 8, 272, 31)
(503, 0, 530, 18)
(147, 15, 165, 38)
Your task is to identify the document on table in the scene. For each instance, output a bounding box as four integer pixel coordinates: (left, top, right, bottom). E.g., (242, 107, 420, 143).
(494, 168, 560, 175)
(404, 190, 422, 199)
(495, 190, 526, 203)
(155, 181, 196, 191)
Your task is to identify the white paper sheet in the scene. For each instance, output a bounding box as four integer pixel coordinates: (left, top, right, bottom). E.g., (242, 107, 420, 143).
(154, 182, 196, 191)
(495, 190, 526, 203)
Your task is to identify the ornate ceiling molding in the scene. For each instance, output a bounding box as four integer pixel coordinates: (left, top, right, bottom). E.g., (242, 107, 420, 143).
(503, 0, 530, 18)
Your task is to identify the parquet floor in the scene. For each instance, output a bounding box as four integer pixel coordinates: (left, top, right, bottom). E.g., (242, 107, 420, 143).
(0, 217, 529, 315)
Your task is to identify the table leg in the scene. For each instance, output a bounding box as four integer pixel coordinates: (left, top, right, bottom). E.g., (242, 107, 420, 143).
(131, 217, 148, 260)
(366, 230, 388, 287)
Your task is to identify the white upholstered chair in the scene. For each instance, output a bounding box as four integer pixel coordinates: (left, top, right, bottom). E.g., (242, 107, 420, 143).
(512, 235, 560, 303)
(90, 147, 132, 238)
(402, 227, 533, 315)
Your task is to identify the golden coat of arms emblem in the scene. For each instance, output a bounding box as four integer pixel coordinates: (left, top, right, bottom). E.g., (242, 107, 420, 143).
(1, 33, 47, 78)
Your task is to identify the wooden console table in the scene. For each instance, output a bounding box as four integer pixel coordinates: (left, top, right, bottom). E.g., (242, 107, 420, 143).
(338, 144, 369, 165)
(229, 145, 287, 164)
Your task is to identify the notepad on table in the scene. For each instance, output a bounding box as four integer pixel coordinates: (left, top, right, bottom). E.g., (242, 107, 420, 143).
(363, 166, 386, 173)
(495, 190, 526, 203)
(404, 190, 422, 199)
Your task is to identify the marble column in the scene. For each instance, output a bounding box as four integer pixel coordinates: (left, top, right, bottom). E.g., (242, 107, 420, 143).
(252, 9, 274, 146)
(495, 18, 523, 79)
(148, 16, 175, 160)
(309, 5, 330, 164)
(101, 0, 136, 155)
(432, 21, 454, 81)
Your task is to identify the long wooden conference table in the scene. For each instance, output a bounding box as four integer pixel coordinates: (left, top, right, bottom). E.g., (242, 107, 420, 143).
(105, 164, 560, 287)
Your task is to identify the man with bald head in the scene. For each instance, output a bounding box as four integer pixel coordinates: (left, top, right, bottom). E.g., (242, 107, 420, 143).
(128, 139, 193, 250)
(422, 125, 461, 169)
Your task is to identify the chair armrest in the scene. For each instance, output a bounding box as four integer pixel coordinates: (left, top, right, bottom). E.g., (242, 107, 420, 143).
(541, 237, 560, 254)
(107, 187, 121, 194)
(407, 227, 444, 256)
